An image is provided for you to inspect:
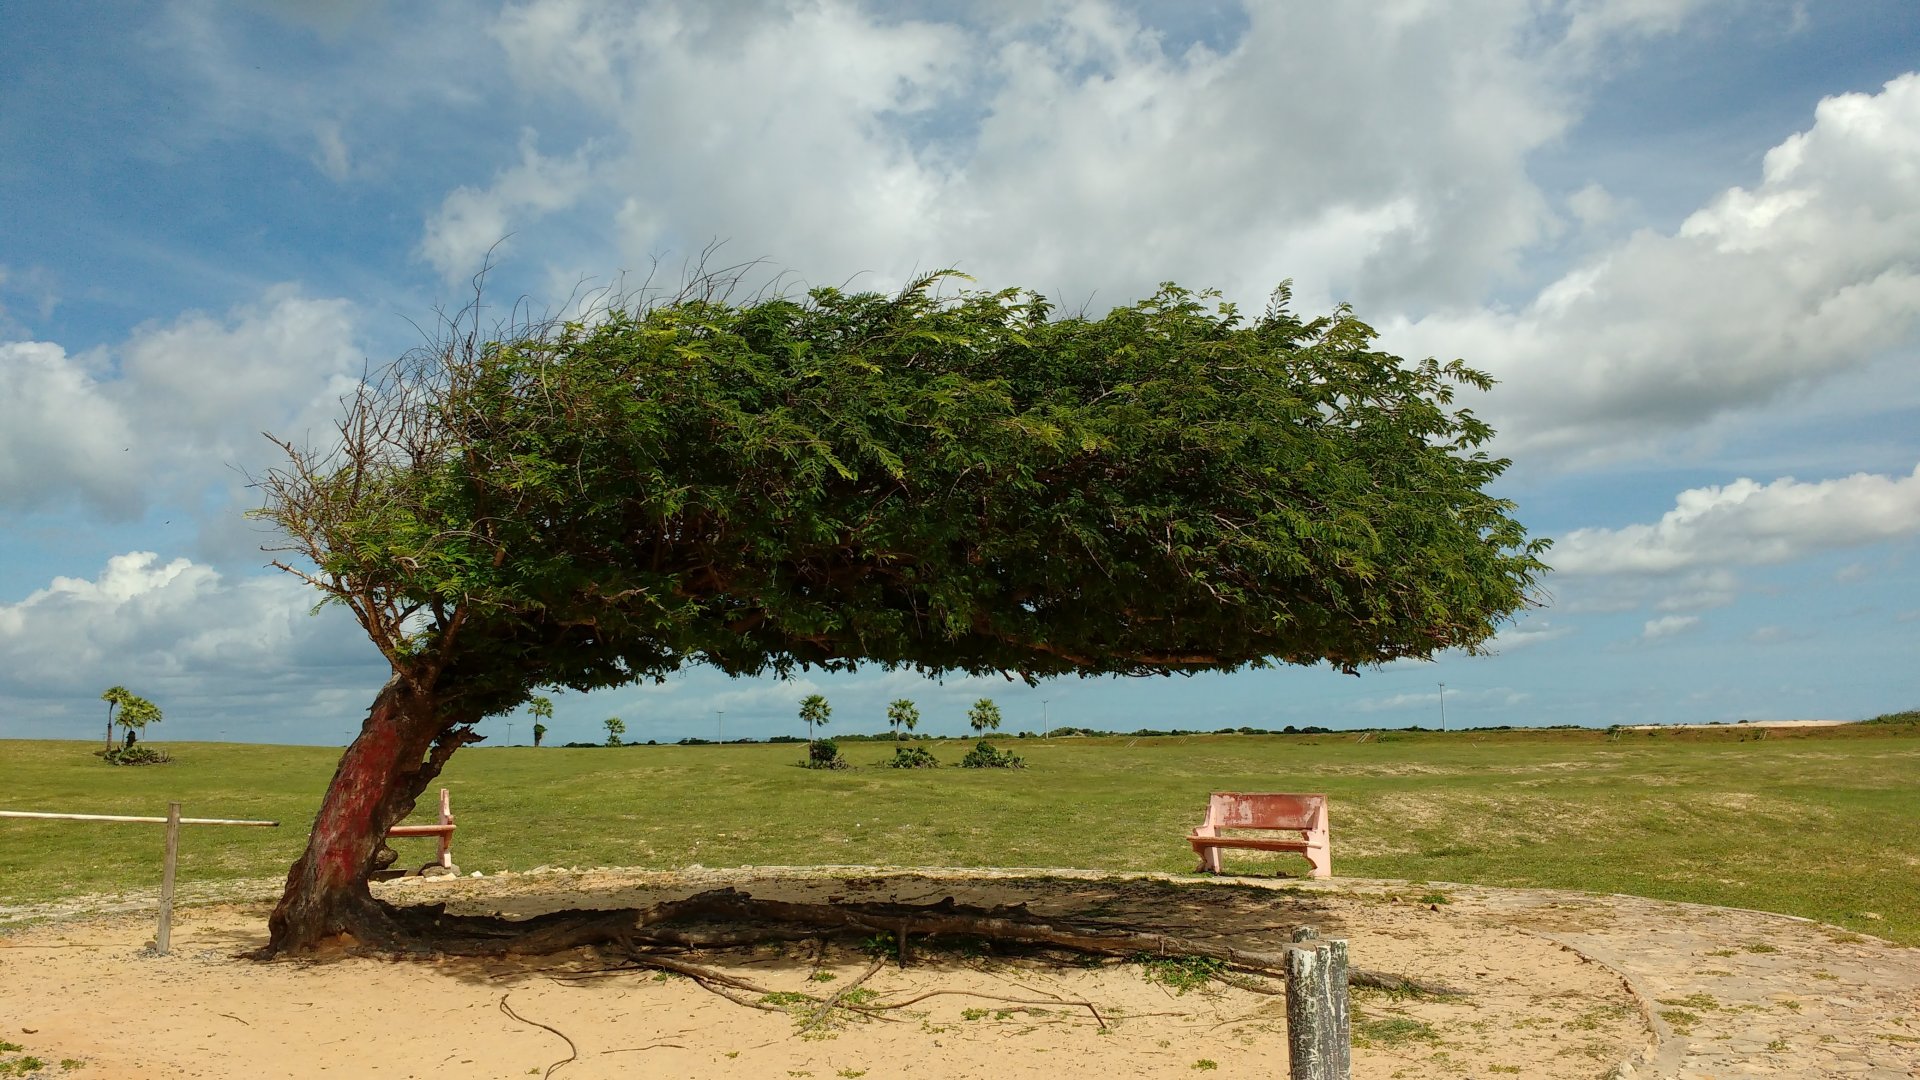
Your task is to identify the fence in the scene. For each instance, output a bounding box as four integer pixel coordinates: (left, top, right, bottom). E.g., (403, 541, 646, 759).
(0, 804, 278, 954)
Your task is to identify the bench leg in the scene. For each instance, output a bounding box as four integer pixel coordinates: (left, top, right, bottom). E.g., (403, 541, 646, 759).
(1304, 845, 1330, 880)
(1195, 846, 1224, 874)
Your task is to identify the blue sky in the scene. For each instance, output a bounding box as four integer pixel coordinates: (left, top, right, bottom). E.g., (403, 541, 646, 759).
(3, 0, 1917, 747)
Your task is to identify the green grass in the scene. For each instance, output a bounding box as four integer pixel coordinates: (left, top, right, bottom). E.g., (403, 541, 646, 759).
(2, 722, 1917, 944)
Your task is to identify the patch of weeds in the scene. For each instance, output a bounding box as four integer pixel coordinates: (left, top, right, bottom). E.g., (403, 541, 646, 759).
(62, 1063, 85, 1073)
(1135, 954, 1227, 994)
(0, 1046, 19, 1055)
(1880, 1033, 1920, 1045)
(1704, 948, 1737, 957)
(1563, 1004, 1632, 1031)
(1191, 1060, 1219, 1071)
(651, 969, 684, 982)
(841, 988, 878, 1007)
(760, 991, 815, 1010)
(1766, 1038, 1790, 1052)
(1811, 970, 1839, 981)
(1658, 1009, 1701, 1035)
(1657, 993, 1720, 1011)
(1488, 1067, 1521, 1075)
(725, 1052, 740, 1059)
(961, 1008, 989, 1021)
(1743, 942, 1779, 954)
(1353, 1015, 1440, 1048)
(859, 932, 896, 957)
(0, 1057, 48, 1078)
(1418, 890, 1454, 905)
(838, 1070, 867, 1078)
(1774, 998, 1801, 1012)
(809, 971, 837, 983)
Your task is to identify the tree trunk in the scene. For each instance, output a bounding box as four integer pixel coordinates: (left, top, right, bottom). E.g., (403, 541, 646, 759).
(261, 674, 471, 956)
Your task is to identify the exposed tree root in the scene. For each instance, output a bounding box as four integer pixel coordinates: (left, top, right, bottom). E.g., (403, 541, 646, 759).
(299, 887, 1465, 997)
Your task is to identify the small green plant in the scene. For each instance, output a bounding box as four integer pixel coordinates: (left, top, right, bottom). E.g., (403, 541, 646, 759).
(1744, 942, 1779, 954)
(1353, 1014, 1439, 1047)
(882, 745, 939, 768)
(838, 1070, 867, 1078)
(1658, 1008, 1701, 1034)
(1418, 890, 1453, 905)
(1135, 954, 1225, 994)
(860, 931, 896, 956)
(1766, 1038, 1790, 1051)
(805, 738, 849, 769)
(0, 1043, 23, 1053)
(810, 970, 838, 983)
(101, 745, 172, 766)
(1191, 1060, 1218, 1071)
(760, 991, 814, 1009)
(959, 739, 1024, 769)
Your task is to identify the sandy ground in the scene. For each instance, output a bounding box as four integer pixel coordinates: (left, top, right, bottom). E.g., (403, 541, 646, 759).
(0, 868, 1651, 1079)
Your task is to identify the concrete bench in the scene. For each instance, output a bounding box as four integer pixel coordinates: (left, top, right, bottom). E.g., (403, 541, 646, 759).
(385, 787, 457, 875)
(1188, 791, 1330, 879)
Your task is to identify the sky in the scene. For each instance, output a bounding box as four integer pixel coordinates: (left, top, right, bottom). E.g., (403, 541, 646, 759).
(2, 0, 1918, 747)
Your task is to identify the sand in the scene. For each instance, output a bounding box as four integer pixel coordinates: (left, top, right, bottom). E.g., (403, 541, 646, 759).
(0, 868, 1653, 1079)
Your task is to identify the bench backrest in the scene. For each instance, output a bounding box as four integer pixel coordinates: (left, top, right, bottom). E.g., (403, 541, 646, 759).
(1206, 792, 1327, 832)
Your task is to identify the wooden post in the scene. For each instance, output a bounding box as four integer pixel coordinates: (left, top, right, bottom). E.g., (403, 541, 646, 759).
(155, 802, 181, 955)
(1284, 926, 1352, 1080)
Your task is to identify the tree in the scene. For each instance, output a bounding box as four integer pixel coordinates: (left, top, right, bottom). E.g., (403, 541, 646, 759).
(603, 717, 625, 747)
(528, 695, 553, 747)
(101, 686, 133, 750)
(100, 686, 161, 750)
(886, 699, 920, 740)
(967, 698, 1002, 735)
(253, 272, 1546, 955)
(799, 694, 831, 743)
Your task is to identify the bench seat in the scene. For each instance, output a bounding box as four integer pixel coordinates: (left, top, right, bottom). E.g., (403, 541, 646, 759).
(1188, 791, 1330, 879)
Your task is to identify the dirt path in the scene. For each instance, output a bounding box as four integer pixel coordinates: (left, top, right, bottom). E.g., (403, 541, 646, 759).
(1, 868, 1914, 1078)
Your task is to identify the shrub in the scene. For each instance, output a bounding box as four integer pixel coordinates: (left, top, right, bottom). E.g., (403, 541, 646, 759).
(959, 740, 1023, 769)
(101, 745, 171, 766)
(805, 738, 850, 770)
(882, 745, 939, 769)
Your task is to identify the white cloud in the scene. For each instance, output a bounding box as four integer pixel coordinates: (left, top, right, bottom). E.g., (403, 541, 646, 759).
(419, 130, 599, 280)
(1641, 614, 1699, 640)
(1488, 620, 1574, 651)
(447, 0, 1751, 314)
(1389, 73, 1920, 459)
(0, 287, 366, 519)
(0, 552, 386, 740)
(1555, 464, 1920, 576)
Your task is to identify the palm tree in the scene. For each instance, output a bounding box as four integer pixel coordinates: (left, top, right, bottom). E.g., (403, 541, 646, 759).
(799, 694, 831, 742)
(886, 699, 920, 740)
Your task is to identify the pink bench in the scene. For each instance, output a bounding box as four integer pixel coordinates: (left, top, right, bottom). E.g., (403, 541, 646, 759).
(385, 787, 457, 873)
(1189, 792, 1330, 879)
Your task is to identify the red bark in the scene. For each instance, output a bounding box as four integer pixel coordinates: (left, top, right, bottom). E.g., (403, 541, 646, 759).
(261, 675, 473, 956)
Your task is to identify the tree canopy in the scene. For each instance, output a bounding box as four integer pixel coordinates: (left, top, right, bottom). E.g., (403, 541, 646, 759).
(261, 273, 1547, 721)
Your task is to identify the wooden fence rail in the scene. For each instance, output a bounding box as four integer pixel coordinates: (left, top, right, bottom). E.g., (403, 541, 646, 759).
(1, 804, 279, 955)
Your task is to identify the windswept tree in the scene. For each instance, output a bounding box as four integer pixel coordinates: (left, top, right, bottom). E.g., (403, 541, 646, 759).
(253, 272, 1546, 955)
(886, 699, 920, 740)
(798, 694, 831, 742)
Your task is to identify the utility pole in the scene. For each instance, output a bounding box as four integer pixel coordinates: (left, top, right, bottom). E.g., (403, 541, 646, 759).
(507, 721, 515, 746)
(716, 710, 725, 743)
(1437, 683, 1446, 732)
(1042, 699, 1050, 740)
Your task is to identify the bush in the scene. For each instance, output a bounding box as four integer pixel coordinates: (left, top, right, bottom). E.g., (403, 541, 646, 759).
(804, 738, 850, 770)
(959, 740, 1023, 769)
(882, 745, 939, 769)
(100, 745, 172, 766)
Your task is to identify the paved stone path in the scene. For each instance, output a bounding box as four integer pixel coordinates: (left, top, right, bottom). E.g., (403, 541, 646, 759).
(1359, 881, 1920, 1079)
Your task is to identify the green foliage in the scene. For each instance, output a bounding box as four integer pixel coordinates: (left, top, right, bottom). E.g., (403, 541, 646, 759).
(532, 722, 548, 747)
(800, 694, 832, 741)
(1135, 954, 1226, 994)
(1866, 708, 1918, 725)
(99, 745, 171, 767)
(98, 686, 162, 749)
(603, 717, 625, 747)
(805, 738, 848, 770)
(529, 695, 554, 747)
(256, 274, 1547, 731)
(886, 698, 919, 739)
(882, 745, 939, 769)
(959, 739, 1023, 769)
(967, 698, 1002, 735)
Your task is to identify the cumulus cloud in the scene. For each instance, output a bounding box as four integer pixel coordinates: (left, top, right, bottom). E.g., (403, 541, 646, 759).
(1555, 464, 1920, 576)
(1389, 73, 1920, 458)
(0, 552, 386, 740)
(434, 0, 1745, 313)
(0, 287, 366, 519)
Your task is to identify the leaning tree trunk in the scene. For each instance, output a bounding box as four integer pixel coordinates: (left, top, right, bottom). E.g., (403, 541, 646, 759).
(261, 674, 472, 956)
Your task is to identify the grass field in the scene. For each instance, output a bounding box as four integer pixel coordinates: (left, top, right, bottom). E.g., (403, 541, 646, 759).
(4, 721, 1917, 945)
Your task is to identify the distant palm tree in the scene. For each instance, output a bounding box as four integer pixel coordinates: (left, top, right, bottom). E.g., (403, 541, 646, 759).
(887, 699, 920, 740)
